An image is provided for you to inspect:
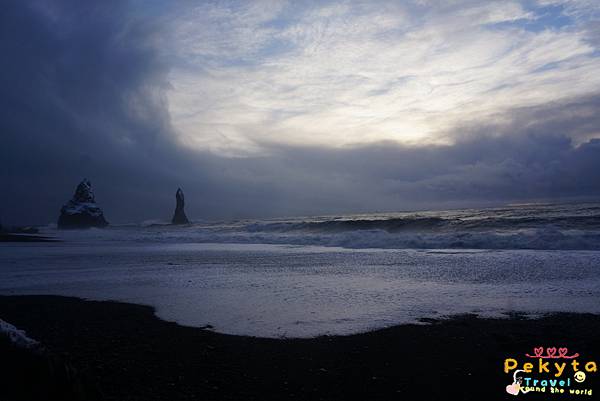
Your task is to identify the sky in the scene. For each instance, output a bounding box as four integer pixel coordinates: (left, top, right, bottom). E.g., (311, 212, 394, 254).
(1, 0, 600, 225)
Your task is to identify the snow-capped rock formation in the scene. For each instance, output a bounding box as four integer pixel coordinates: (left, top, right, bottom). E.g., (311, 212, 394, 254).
(57, 179, 109, 229)
(171, 188, 190, 225)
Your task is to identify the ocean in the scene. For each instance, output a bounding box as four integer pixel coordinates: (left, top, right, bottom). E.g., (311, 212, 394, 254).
(1, 202, 600, 337)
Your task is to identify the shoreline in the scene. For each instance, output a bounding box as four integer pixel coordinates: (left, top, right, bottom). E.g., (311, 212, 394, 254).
(1, 295, 599, 400)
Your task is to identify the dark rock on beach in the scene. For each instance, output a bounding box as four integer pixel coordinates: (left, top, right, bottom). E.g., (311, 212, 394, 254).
(0, 323, 100, 401)
(0, 222, 38, 234)
(0, 234, 59, 242)
(9, 226, 39, 234)
(171, 188, 190, 225)
(57, 179, 108, 229)
(0, 222, 57, 242)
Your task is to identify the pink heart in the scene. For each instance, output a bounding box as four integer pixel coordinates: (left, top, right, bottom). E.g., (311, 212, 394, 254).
(559, 347, 568, 357)
(534, 347, 544, 357)
(506, 383, 519, 395)
(547, 347, 557, 357)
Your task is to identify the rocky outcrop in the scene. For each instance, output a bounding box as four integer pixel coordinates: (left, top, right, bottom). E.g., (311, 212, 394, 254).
(57, 179, 108, 229)
(1, 320, 98, 401)
(171, 188, 190, 225)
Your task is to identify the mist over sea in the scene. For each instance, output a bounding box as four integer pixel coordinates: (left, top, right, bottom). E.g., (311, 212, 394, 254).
(2, 202, 600, 337)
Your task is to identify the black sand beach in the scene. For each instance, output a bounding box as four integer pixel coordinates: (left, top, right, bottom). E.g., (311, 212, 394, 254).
(1, 295, 599, 401)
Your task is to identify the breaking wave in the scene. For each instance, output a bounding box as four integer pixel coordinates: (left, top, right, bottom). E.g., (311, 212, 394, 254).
(244, 213, 600, 235)
(216, 203, 600, 250)
(50, 202, 600, 250)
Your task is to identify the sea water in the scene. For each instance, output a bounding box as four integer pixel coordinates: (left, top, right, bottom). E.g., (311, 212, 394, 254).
(1, 202, 600, 337)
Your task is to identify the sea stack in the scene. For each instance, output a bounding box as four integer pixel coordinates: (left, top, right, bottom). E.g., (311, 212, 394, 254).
(171, 188, 190, 225)
(57, 179, 109, 229)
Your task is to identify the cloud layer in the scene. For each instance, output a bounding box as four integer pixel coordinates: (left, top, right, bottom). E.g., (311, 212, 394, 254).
(1, 0, 600, 225)
(168, 0, 600, 154)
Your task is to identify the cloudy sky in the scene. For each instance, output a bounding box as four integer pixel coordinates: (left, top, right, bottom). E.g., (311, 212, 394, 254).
(2, 0, 600, 225)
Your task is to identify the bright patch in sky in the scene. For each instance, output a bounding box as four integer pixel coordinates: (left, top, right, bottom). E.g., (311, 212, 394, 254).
(165, 0, 600, 155)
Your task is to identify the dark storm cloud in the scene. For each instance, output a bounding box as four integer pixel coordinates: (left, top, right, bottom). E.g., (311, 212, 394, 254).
(0, 0, 182, 225)
(1, 0, 600, 226)
(0, 0, 271, 225)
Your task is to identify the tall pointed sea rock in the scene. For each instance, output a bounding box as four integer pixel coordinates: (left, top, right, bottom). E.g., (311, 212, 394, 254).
(171, 188, 190, 225)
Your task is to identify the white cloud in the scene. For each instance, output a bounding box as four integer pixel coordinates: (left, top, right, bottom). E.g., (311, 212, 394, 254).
(166, 0, 600, 155)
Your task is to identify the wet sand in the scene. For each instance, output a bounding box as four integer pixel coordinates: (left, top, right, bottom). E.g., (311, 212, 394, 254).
(1, 295, 599, 401)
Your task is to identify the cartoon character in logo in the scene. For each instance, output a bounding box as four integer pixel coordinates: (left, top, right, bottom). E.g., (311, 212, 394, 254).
(506, 370, 531, 396)
(574, 371, 586, 383)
